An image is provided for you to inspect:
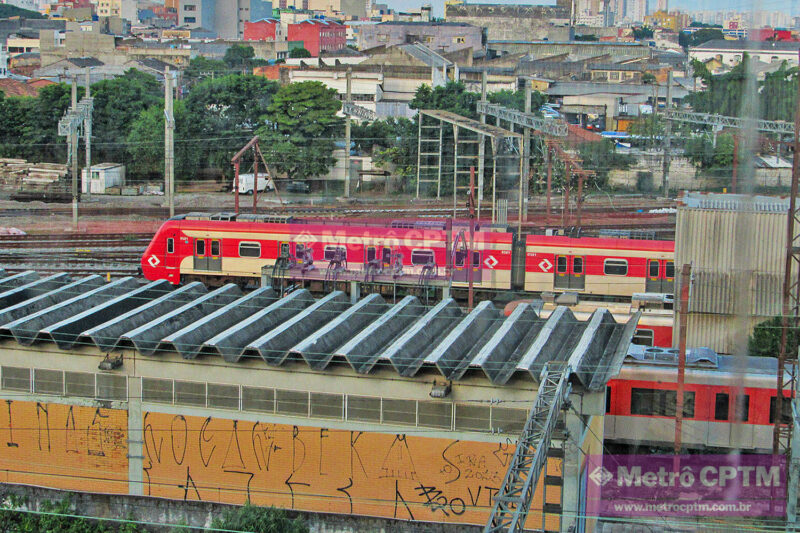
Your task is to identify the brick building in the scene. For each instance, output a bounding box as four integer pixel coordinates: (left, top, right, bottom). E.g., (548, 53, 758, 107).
(243, 18, 283, 41)
(287, 19, 345, 56)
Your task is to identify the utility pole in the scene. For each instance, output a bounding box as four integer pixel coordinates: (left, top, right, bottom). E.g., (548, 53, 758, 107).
(84, 68, 91, 192)
(662, 70, 673, 198)
(478, 70, 487, 220)
(522, 79, 531, 224)
(344, 67, 352, 198)
(674, 263, 691, 454)
(70, 76, 79, 227)
(164, 66, 175, 218)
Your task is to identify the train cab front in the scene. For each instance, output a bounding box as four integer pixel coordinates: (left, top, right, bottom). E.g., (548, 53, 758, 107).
(141, 221, 181, 284)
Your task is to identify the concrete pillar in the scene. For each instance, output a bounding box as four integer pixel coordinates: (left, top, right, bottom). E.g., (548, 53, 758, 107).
(349, 281, 360, 304)
(442, 286, 450, 300)
(344, 68, 352, 198)
(522, 80, 531, 222)
(127, 375, 143, 496)
(560, 406, 584, 533)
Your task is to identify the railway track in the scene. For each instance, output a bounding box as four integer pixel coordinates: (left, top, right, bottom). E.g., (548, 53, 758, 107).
(0, 233, 146, 277)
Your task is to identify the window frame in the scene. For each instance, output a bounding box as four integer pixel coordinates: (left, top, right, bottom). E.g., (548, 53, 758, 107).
(631, 328, 655, 346)
(323, 245, 347, 261)
(603, 258, 629, 276)
(410, 249, 435, 266)
(166, 238, 174, 254)
(239, 241, 261, 258)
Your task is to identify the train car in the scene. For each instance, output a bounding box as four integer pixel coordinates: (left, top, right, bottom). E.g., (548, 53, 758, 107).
(606, 346, 791, 451)
(141, 217, 514, 291)
(524, 235, 675, 298)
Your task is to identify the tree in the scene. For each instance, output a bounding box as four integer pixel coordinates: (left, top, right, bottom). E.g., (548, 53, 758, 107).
(628, 113, 664, 149)
(182, 74, 279, 175)
(642, 72, 657, 84)
(184, 56, 229, 82)
(686, 27, 724, 47)
(224, 44, 257, 69)
(633, 27, 654, 40)
(289, 47, 312, 58)
(409, 81, 480, 119)
(256, 81, 342, 180)
(574, 34, 599, 41)
(90, 69, 162, 165)
(748, 317, 800, 358)
(487, 88, 547, 113)
(577, 139, 633, 188)
(210, 503, 308, 533)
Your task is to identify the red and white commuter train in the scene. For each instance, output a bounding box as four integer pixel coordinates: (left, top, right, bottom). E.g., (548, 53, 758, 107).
(141, 214, 676, 299)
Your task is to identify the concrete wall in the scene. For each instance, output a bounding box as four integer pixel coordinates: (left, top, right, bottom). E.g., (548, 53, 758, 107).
(445, 4, 567, 42)
(0, 483, 483, 533)
(359, 23, 482, 54)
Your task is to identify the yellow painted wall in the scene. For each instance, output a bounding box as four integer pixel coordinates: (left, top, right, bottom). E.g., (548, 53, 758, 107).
(142, 412, 561, 529)
(0, 400, 128, 494)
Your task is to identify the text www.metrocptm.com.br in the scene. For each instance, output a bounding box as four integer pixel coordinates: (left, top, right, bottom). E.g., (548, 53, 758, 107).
(611, 502, 753, 513)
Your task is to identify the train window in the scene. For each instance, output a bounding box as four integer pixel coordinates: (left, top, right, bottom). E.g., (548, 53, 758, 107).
(604, 259, 628, 276)
(166, 238, 174, 254)
(382, 247, 392, 264)
(605, 386, 612, 414)
(280, 243, 290, 257)
(295, 243, 305, 258)
(714, 393, 729, 421)
(573, 257, 584, 275)
(769, 396, 792, 424)
(411, 249, 435, 266)
(324, 246, 347, 261)
(239, 242, 261, 258)
(366, 246, 376, 262)
(195, 239, 205, 256)
(630, 388, 694, 417)
(735, 394, 750, 422)
(665, 261, 675, 279)
(210, 240, 220, 256)
(632, 328, 654, 346)
(556, 256, 567, 273)
(648, 260, 659, 278)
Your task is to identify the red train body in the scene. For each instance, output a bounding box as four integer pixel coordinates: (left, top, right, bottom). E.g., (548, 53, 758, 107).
(141, 216, 676, 299)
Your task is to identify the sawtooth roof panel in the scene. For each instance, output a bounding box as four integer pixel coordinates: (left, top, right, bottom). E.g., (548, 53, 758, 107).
(0, 271, 637, 391)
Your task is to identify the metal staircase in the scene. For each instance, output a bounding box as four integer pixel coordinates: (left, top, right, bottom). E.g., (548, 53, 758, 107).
(484, 362, 571, 533)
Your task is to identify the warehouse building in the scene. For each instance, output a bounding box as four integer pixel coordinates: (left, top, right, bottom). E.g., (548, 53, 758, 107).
(0, 270, 637, 532)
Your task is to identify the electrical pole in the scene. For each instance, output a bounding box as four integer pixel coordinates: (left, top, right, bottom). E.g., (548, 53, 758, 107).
(662, 70, 673, 198)
(70, 76, 78, 227)
(521, 78, 531, 225)
(674, 263, 691, 454)
(164, 66, 175, 218)
(84, 68, 91, 193)
(344, 67, 352, 198)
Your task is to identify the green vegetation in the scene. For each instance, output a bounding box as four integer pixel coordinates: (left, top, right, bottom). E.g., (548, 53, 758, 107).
(487, 88, 547, 112)
(255, 81, 342, 180)
(687, 56, 797, 121)
(211, 502, 308, 533)
(0, 4, 45, 18)
(289, 47, 312, 58)
(748, 317, 799, 358)
(632, 27, 654, 40)
(578, 139, 633, 188)
(0, 494, 144, 532)
(678, 27, 725, 48)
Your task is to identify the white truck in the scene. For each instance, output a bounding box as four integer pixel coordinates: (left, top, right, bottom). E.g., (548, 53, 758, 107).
(233, 173, 274, 194)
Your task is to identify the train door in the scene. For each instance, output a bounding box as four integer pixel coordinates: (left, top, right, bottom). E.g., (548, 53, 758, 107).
(646, 259, 674, 293)
(454, 250, 482, 283)
(208, 239, 221, 271)
(193, 238, 208, 270)
(554, 255, 585, 290)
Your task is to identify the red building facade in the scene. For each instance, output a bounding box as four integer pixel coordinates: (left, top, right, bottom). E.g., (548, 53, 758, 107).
(243, 18, 281, 41)
(287, 19, 345, 56)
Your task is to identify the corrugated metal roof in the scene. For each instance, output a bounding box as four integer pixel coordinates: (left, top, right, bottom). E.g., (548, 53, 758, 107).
(678, 191, 790, 212)
(0, 271, 638, 391)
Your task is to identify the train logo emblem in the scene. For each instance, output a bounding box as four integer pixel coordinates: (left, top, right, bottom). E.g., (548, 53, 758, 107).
(147, 255, 160, 268)
(294, 231, 317, 244)
(538, 258, 553, 272)
(484, 255, 498, 269)
(589, 466, 613, 487)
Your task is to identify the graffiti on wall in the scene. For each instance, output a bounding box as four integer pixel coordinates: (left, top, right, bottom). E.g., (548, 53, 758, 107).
(143, 412, 561, 528)
(0, 400, 128, 493)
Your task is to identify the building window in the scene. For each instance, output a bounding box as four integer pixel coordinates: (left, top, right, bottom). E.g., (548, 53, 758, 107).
(603, 259, 628, 276)
(632, 328, 654, 346)
(377, 34, 387, 42)
(183, 16, 196, 23)
(452, 36, 465, 44)
(183, 4, 196, 10)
